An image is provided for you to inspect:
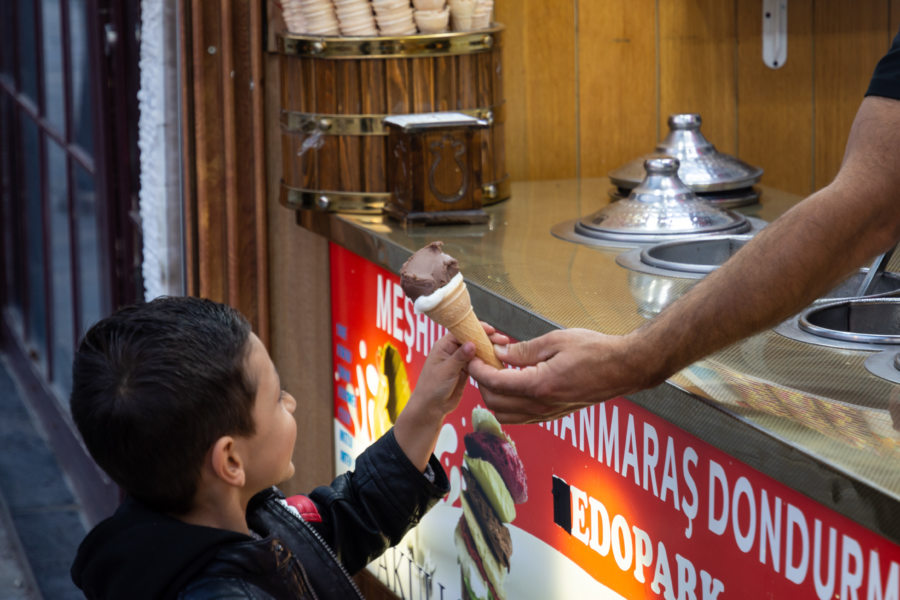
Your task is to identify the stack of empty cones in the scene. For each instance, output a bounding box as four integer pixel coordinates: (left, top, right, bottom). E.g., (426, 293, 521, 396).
(471, 0, 492, 29)
(335, 0, 378, 35)
(281, 1, 307, 33)
(447, 0, 473, 30)
(371, 0, 417, 35)
(283, 0, 339, 35)
(412, 0, 449, 33)
(280, 0, 492, 35)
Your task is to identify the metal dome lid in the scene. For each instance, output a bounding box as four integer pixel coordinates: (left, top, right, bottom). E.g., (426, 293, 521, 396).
(576, 157, 750, 243)
(608, 114, 763, 192)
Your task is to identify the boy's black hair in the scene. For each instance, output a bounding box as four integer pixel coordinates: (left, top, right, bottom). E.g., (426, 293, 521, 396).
(70, 296, 256, 514)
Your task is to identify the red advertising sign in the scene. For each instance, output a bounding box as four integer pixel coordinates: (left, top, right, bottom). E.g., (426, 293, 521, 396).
(329, 243, 900, 600)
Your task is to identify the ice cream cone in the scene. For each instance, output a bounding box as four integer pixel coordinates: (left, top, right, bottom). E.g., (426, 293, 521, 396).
(281, 0, 308, 32)
(422, 276, 502, 368)
(471, 0, 492, 29)
(337, 1, 377, 37)
(414, 7, 450, 33)
(413, 0, 445, 10)
(375, 4, 416, 35)
(300, 0, 340, 35)
(448, 0, 475, 31)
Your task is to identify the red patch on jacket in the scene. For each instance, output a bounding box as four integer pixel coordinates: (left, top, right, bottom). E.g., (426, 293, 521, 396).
(285, 495, 322, 523)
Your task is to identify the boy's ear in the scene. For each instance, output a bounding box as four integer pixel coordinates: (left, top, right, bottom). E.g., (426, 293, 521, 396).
(209, 436, 246, 488)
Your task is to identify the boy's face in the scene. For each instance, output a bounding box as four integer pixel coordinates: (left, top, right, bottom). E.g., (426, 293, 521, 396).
(239, 333, 298, 492)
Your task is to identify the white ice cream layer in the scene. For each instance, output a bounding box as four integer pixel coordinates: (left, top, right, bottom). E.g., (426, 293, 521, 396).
(413, 272, 463, 313)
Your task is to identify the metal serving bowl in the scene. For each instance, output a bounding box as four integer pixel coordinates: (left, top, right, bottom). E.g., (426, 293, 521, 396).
(574, 157, 750, 244)
(609, 114, 763, 193)
(799, 298, 900, 345)
(639, 234, 753, 275)
(865, 350, 900, 384)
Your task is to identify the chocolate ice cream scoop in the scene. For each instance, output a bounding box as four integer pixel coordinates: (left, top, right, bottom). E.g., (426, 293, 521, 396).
(399, 242, 502, 369)
(400, 241, 460, 301)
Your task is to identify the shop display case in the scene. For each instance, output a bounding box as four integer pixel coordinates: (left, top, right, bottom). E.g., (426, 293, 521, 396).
(292, 179, 900, 599)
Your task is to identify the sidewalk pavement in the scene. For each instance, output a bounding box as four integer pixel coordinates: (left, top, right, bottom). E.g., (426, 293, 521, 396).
(0, 490, 39, 599)
(0, 356, 88, 599)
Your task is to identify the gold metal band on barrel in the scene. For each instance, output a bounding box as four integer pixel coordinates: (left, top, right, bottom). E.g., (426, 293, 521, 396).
(277, 27, 502, 59)
(280, 104, 505, 136)
(280, 176, 510, 213)
(281, 184, 389, 214)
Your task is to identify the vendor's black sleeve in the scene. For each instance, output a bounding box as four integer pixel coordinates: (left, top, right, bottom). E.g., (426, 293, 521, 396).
(866, 27, 900, 100)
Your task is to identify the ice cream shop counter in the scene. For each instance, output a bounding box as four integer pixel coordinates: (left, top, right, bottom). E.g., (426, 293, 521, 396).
(293, 178, 900, 599)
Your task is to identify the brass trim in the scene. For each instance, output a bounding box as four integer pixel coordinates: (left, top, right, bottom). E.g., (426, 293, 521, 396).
(277, 26, 503, 59)
(280, 104, 505, 136)
(481, 175, 510, 203)
(280, 176, 510, 213)
(281, 184, 390, 214)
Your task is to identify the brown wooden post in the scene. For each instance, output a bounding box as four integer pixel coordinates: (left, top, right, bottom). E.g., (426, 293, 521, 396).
(178, 0, 270, 345)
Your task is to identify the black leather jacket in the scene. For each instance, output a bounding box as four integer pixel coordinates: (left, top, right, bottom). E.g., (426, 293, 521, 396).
(71, 429, 450, 599)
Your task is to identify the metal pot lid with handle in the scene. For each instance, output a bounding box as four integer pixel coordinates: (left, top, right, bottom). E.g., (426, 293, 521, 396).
(608, 114, 763, 192)
(576, 156, 751, 243)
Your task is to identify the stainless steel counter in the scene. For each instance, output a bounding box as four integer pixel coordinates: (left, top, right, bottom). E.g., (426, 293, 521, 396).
(294, 177, 900, 543)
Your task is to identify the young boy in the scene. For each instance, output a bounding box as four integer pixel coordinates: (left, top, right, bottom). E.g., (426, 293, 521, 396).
(69, 296, 479, 599)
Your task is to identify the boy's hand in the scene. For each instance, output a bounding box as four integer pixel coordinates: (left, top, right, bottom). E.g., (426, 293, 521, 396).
(412, 334, 476, 419)
(394, 324, 501, 473)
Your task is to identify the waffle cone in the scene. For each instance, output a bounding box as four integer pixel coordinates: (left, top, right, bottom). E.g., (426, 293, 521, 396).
(424, 278, 502, 369)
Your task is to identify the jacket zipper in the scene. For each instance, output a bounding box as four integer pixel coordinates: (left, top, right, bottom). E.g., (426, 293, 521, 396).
(274, 502, 366, 600)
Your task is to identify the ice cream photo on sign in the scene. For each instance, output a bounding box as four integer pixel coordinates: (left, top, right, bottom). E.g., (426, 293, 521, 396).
(400, 241, 503, 369)
(456, 407, 528, 600)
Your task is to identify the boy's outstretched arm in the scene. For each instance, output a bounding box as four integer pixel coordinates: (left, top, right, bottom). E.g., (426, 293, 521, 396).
(393, 335, 476, 472)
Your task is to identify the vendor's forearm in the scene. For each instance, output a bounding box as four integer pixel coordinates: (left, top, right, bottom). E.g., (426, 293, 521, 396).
(632, 96, 900, 384)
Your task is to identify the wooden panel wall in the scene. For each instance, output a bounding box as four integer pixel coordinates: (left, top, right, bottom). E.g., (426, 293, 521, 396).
(499, 1, 578, 180)
(579, 1, 657, 182)
(179, 0, 270, 342)
(497, 0, 900, 196)
(736, 0, 814, 193)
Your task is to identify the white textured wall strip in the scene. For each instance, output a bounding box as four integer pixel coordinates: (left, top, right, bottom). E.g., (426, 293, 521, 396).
(138, 0, 183, 301)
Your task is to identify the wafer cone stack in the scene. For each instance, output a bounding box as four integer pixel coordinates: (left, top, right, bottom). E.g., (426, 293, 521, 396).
(449, 0, 475, 31)
(413, 0, 445, 9)
(299, 0, 340, 35)
(472, 0, 492, 29)
(414, 7, 450, 33)
(281, 0, 308, 32)
(424, 276, 502, 368)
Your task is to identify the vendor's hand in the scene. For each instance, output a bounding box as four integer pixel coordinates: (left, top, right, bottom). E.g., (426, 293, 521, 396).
(468, 328, 647, 424)
(480, 321, 511, 350)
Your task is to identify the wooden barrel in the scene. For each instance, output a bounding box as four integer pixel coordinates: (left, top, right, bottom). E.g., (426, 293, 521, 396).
(277, 27, 508, 214)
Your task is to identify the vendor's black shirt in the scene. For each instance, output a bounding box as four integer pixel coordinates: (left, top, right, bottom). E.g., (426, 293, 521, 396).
(867, 27, 900, 99)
